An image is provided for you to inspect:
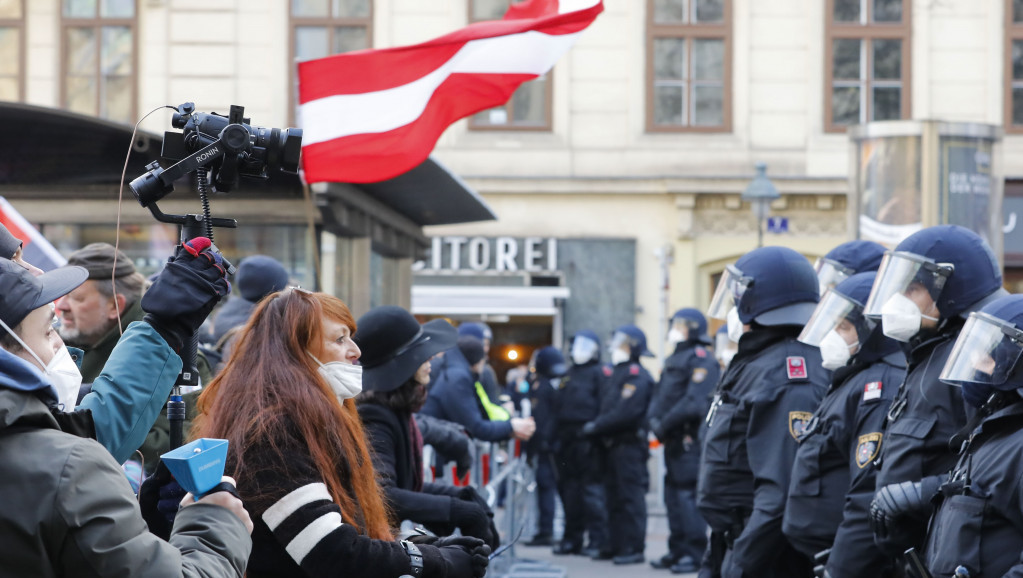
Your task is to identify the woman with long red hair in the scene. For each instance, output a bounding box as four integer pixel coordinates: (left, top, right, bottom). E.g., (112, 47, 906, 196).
(193, 287, 490, 578)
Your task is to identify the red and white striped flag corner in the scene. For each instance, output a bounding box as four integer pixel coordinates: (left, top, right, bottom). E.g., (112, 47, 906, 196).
(297, 0, 604, 184)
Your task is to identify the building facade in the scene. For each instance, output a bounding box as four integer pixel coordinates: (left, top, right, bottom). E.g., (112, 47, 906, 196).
(1, 0, 1019, 370)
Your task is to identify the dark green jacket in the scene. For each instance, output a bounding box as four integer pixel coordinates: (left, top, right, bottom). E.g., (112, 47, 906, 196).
(79, 298, 146, 383)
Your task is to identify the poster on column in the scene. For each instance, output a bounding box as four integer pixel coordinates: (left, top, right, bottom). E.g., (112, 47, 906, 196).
(938, 137, 994, 247)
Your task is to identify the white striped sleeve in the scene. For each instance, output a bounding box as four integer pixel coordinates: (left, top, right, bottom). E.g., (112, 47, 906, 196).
(262, 482, 345, 566)
(286, 512, 344, 565)
(263, 482, 333, 530)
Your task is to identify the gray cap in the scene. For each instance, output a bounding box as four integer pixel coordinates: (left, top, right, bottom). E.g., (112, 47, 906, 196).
(67, 243, 136, 280)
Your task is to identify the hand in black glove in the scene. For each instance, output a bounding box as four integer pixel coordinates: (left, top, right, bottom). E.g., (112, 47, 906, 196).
(649, 417, 666, 441)
(425, 538, 490, 578)
(869, 480, 930, 539)
(139, 460, 186, 541)
(455, 487, 500, 549)
(580, 421, 598, 437)
(142, 237, 230, 353)
(450, 497, 490, 541)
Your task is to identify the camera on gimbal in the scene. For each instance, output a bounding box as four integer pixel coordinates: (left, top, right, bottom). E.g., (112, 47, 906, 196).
(129, 102, 302, 208)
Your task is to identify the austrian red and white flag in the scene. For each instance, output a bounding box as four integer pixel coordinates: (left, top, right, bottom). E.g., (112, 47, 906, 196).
(297, 0, 603, 184)
(0, 197, 67, 272)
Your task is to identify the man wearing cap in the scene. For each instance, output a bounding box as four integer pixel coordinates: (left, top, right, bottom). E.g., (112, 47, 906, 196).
(57, 242, 148, 383)
(0, 243, 254, 576)
(354, 306, 498, 547)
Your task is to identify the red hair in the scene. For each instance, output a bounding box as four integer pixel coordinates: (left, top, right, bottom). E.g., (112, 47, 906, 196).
(193, 289, 392, 540)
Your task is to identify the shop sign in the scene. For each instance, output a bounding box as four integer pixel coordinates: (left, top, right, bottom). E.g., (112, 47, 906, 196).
(423, 236, 558, 272)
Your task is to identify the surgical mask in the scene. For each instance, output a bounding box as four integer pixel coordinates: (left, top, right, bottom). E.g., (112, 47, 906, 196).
(726, 307, 744, 343)
(0, 318, 82, 411)
(611, 348, 630, 366)
(718, 348, 737, 368)
(881, 293, 938, 342)
(667, 329, 685, 347)
(309, 353, 363, 401)
(819, 330, 856, 370)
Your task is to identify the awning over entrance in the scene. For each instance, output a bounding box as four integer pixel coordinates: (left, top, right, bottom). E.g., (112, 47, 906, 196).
(412, 286, 571, 316)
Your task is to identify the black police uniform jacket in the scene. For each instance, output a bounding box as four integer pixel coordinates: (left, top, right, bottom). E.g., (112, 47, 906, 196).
(590, 361, 654, 442)
(554, 360, 606, 479)
(925, 394, 1023, 577)
(874, 318, 972, 552)
(782, 346, 905, 577)
(696, 326, 828, 574)
(648, 340, 720, 487)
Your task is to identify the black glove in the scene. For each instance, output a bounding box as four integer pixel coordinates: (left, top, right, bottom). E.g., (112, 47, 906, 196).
(456, 487, 499, 549)
(649, 417, 666, 441)
(422, 539, 490, 578)
(869, 479, 932, 539)
(450, 497, 490, 541)
(139, 460, 186, 541)
(580, 421, 598, 437)
(142, 237, 230, 353)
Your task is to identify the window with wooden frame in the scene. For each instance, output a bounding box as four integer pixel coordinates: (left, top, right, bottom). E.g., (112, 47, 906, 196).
(1005, 1, 1023, 132)
(468, 0, 552, 131)
(61, 0, 137, 124)
(290, 0, 373, 122)
(0, 1, 24, 103)
(647, 0, 731, 132)
(825, 0, 911, 132)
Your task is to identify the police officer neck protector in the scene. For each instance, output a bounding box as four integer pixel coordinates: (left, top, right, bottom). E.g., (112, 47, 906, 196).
(940, 310, 1023, 407)
(863, 251, 952, 342)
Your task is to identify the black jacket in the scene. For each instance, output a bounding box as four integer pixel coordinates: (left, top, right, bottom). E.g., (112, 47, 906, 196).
(590, 361, 654, 442)
(358, 402, 461, 528)
(648, 341, 720, 441)
(925, 395, 1023, 577)
(782, 350, 905, 574)
(696, 326, 828, 575)
(555, 361, 605, 429)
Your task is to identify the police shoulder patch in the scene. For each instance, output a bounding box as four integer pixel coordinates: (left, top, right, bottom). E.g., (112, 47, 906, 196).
(863, 381, 882, 402)
(856, 432, 883, 468)
(786, 356, 808, 380)
(621, 383, 637, 399)
(695, 347, 707, 358)
(629, 364, 640, 376)
(692, 368, 708, 383)
(789, 411, 813, 440)
(559, 376, 570, 389)
(602, 366, 613, 377)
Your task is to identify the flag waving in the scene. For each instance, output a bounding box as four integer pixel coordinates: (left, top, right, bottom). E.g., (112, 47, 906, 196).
(297, 0, 603, 184)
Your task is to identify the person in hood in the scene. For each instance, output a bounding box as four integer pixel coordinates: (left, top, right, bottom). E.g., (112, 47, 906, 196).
(924, 294, 1023, 576)
(192, 288, 491, 578)
(648, 308, 720, 574)
(354, 306, 499, 549)
(0, 246, 253, 577)
(698, 246, 829, 578)
(781, 272, 906, 578)
(864, 226, 1007, 565)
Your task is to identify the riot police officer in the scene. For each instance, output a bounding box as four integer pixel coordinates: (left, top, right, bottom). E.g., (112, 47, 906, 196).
(582, 324, 655, 565)
(813, 239, 886, 294)
(524, 346, 567, 547)
(553, 330, 609, 557)
(698, 246, 829, 578)
(648, 308, 720, 574)
(924, 294, 1023, 577)
(781, 272, 906, 578)
(865, 226, 1007, 561)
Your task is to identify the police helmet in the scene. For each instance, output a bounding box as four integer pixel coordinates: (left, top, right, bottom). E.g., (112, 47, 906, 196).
(707, 246, 819, 326)
(815, 240, 887, 294)
(534, 346, 568, 378)
(570, 330, 601, 365)
(940, 294, 1023, 407)
(610, 324, 654, 358)
(671, 307, 708, 342)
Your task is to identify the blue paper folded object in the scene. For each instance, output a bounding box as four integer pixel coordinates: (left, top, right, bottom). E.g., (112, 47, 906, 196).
(161, 438, 229, 497)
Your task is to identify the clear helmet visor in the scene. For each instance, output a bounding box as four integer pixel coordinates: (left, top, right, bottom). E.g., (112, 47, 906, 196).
(570, 335, 599, 363)
(707, 264, 749, 320)
(609, 331, 629, 352)
(863, 252, 950, 318)
(940, 312, 1023, 387)
(815, 258, 855, 295)
(798, 289, 862, 347)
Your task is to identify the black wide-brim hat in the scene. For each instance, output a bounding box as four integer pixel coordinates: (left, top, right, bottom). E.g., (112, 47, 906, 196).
(354, 305, 458, 392)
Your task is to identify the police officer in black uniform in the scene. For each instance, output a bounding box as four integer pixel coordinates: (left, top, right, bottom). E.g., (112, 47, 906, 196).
(524, 346, 567, 547)
(582, 324, 655, 565)
(698, 246, 829, 578)
(552, 330, 609, 557)
(924, 294, 1023, 577)
(648, 308, 720, 574)
(864, 226, 1007, 563)
(781, 272, 906, 578)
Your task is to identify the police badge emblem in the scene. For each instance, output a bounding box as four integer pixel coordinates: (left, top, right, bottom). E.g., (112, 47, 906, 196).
(856, 432, 882, 468)
(788, 411, 813, 440)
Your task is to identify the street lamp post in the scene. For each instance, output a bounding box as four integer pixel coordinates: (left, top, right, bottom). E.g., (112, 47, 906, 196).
(742, 162, 780, 248)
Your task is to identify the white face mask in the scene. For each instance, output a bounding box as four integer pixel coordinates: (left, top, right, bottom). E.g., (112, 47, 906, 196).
(667, 328, 686, 347)
(881, 293, 938, 342)
(726, 307, 744, 343)
(610, 348, 631, 366)
(819, 330, 857, 370)
(0, 317, 82, 411)
(309, 353, 363, 401)
(570, 338, 598, 365)
(718, 348, 737, 368)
